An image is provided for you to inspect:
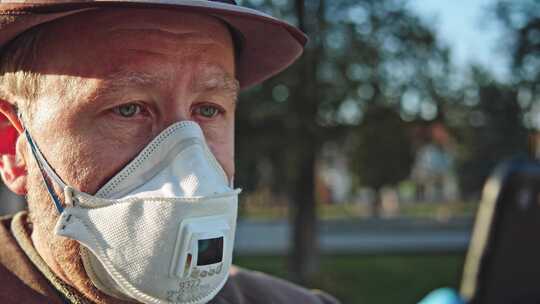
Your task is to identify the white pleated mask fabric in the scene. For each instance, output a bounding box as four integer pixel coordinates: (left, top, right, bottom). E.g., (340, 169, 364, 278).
(46, 121, 240, 304)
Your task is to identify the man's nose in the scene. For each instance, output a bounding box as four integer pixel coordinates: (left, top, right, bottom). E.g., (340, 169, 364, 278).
(160, 101, 193, 130)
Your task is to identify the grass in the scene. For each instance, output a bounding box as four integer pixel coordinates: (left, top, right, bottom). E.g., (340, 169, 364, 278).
(234, 254, 465, 304)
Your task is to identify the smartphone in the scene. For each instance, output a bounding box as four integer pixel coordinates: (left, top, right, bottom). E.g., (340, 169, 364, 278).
(461, 159, 540, 304)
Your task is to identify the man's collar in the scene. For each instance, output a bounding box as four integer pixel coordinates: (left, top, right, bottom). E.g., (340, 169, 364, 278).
(10, 211, 89, 304)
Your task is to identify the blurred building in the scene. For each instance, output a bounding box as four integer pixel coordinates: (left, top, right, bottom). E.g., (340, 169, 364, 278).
(410, 121, 459, 202)
(316, 143, 353, 205)
(316, 120, 460, 206)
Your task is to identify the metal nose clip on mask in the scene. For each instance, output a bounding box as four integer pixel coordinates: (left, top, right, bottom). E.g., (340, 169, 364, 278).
(25, 121, 240, 304)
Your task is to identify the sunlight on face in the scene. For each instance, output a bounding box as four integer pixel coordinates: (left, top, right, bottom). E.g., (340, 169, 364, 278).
(29, 8, 237, 194)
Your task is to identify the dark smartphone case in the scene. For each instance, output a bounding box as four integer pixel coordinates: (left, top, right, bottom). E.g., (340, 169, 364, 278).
(461, 159, 540, 304)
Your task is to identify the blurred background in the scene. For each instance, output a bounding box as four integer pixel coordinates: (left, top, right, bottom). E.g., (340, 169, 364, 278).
(1, 0, 540, 303)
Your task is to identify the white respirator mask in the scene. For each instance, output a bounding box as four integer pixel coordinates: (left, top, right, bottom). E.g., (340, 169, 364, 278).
(24, 121, 240, 304)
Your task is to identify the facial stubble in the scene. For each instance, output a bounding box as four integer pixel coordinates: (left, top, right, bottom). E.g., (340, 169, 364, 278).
(25, 149, 113, 303)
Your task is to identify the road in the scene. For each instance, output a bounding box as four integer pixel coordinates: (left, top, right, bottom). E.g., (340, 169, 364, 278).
(234, 217, 473, 255)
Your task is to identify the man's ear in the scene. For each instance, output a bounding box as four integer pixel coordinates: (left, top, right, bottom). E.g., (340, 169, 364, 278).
(0, 99, 27, 195)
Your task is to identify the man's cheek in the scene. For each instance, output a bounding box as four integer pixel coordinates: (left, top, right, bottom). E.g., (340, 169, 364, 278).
(72, 142, 131, 193)
(76, 123, 153, 192)
(206, 140, 234, 181)
(51, 135, 120, 194)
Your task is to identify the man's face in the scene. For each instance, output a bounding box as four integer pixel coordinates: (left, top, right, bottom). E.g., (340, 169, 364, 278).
(30, 8, 237, 192)
(19, 8, 236, 301)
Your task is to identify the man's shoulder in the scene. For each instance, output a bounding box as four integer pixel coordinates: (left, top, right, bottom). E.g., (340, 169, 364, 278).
(0, 213, 63, 304)
(0, 213, 341, 304)
(214, 266, 340, 304)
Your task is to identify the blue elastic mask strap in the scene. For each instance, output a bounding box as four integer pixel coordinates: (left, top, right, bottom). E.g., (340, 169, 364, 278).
(24, 130, 67, 213)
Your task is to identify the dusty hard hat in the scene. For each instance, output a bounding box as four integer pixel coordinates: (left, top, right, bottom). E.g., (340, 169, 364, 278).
(0, 0, 307, 154)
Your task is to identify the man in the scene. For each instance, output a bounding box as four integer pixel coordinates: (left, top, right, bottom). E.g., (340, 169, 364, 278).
(0, 1, 338, 303)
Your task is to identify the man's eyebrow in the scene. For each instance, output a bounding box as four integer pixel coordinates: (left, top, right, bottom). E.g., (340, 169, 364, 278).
(192, 66, 240, 103)
(105, 71, 166, 90)
(89, 71, 166, 102)
(107, 71, 164, 87)
(89, 68, 239, 104)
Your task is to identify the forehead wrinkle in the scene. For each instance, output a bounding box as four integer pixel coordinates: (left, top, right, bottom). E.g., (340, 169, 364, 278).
(107, 28, 230, 54)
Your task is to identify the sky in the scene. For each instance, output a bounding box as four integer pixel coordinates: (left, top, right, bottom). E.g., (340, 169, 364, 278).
(408, 0, 510, 80)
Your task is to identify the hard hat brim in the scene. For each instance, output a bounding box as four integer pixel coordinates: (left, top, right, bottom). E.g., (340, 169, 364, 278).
(0, 0, 307, 89)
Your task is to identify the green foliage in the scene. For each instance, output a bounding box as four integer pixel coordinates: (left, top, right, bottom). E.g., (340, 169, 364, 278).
(349, 104, 413, 190)
(495, 0, 540, 85)
(236, 2, 457, 278)
(236, 0, 452, 193)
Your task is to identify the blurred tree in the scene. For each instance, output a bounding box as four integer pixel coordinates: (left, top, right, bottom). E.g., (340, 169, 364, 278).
(455, 70, 529, 197)
(494, 0, 540, 130)
(444, 0, 539, 198)
(349, 104, 413, 216)
(495, 0, 540, 86)
(236, 0, 452, 284)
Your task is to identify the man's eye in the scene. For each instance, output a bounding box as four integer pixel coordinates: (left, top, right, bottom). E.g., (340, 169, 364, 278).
(193, 104, 222, 119)
(113, 103, 142, 118)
